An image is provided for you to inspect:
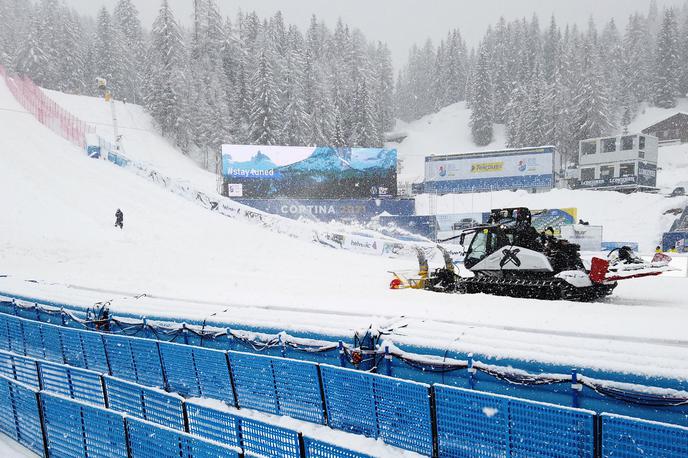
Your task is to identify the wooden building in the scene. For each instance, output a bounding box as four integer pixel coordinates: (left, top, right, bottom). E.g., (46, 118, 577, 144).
(642, 113, 688, 145)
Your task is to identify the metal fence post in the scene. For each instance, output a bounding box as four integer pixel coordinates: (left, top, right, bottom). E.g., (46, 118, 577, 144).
(297, 432, 306, 458)
(224, 352, 240, 409)
(571, 369, 582, 408)
(384, 346, 392, 377)
(315, 364, 329, 426)
(467, 353, 476, 389)
(338, 341, 346, 367)
(34, 391, 49, 458)
(429, 385, 439, 458)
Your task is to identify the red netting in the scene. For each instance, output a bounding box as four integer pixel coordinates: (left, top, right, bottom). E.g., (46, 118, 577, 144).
(0, 65, 95, 149)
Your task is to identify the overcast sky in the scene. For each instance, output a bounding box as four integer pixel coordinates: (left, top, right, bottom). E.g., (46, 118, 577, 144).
(62, 0, 684, 68)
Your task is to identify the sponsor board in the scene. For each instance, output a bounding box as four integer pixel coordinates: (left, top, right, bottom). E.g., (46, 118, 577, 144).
(226, 184, 243, 197)
(343, 235, 384, 255)
(560, 224, 603, 251)
(601, 242, 639, 252)
(222, 145, 397, 199)
(235, 198, 415, 223)
(424, 147, 554, 194)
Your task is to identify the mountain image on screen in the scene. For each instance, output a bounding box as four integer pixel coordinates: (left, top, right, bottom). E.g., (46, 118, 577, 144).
(230, 151, 277, 170)
(279, 147, 360, 175)
(223, 146, 398, 198)
(349, 148, 398, 171)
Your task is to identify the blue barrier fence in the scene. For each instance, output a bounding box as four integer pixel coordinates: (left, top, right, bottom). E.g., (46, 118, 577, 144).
(3, 293, 688, 428)
(0, 310, 686, 457)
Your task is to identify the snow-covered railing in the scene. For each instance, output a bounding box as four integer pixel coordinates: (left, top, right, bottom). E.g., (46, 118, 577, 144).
(3, 298, 688, 419)
(0, 65, 95, 148)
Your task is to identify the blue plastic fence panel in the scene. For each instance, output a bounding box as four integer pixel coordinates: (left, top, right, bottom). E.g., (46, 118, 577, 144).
(103, 334, 137, 381)
(8, 378, 43, 454)
(192, 347, 234, 405)
(60, 327, 86, 368)
(228, 351, 278, 414)
(104, 375, 185, 430)
(41, 395, 124, 456)
(38, 361, 105, 406)
(126, 417, 241, 458)
(80, 330, 110, 373)
(601, 413, 688, 458)
(41, 392, 86, 458)
(103, 334, 164, 388)
(158, 340, 201, 397)
(0, 377, 17, 440)
(434, 384, 510, 458)
(80, 400, 128, 457)
(185, 401, 241, 448)
(0, 351, 14, 380)
(6, 315, 25, 355)
(302, 437, 375, 458)
(129, 337, 165, 387)
(22, 319, 45, 360)
(0, 314, 9, 351)
(373, 375, 433, 456)
(239, 416, 301, 458)
(320, 365, 377, 437)
(272, 357, 325, 424)
(509, 397, 594, 458)
(40, 323, 65, 363)
(228, 351, 325, 423)
(4, 352, 40, 388)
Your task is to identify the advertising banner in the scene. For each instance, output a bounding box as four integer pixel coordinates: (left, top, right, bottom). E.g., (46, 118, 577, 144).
(601, 242, 640, 252)
(560, 225, 603, 251)
(222, 145, 397, 199)
(638, 162, 657, 187)
(531, 208, 577, 236)
(235, 198, 415, 223)
(423, 147, 554, 194)
(577, 175, 638, 189)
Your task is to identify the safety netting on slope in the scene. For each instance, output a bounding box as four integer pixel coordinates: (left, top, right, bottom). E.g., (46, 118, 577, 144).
(0, 65, 95, 148)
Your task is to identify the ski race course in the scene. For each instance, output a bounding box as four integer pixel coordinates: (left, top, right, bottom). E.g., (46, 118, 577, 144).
(1, 70, 688, 456)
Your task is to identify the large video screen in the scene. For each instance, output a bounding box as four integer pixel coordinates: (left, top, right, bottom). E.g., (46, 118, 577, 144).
(424, 147, 554, 194)
(221, 145, 398, 199)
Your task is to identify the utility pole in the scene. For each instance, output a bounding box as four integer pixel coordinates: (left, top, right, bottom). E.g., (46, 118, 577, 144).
(96, 77, 121, 152)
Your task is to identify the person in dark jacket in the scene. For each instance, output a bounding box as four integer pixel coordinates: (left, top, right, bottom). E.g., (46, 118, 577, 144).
(115, 209, 123, 229)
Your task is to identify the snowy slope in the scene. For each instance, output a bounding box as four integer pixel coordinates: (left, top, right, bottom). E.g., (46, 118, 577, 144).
(44, 89, 220, 195)
(2, 80, 688, 379)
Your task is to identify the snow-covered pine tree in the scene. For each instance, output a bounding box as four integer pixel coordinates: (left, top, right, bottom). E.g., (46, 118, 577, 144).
(573, 33, 614, 142)
(470, 41, 493, 146)
(15, 0, 62, 87)
(620, 14, 651, 117)
(248, 49, 280, 145)
(94, 7, 125, 97)
(281, 26, 309, 146)
(654, 8, 680, 108)
(351, 77, 380, 147)
(373, 42, 395, 137)
(113, 0, 145, 103)
(145, 0, 190, 151)
(490, 18, 511, 123)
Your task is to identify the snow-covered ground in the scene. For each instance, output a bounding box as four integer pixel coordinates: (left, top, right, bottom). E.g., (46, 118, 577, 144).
(1, 78, 688, 380)
(0, 434, 37, 458)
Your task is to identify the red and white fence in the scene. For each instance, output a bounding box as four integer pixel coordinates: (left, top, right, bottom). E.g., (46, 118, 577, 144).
(0, 65, 94, 148)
